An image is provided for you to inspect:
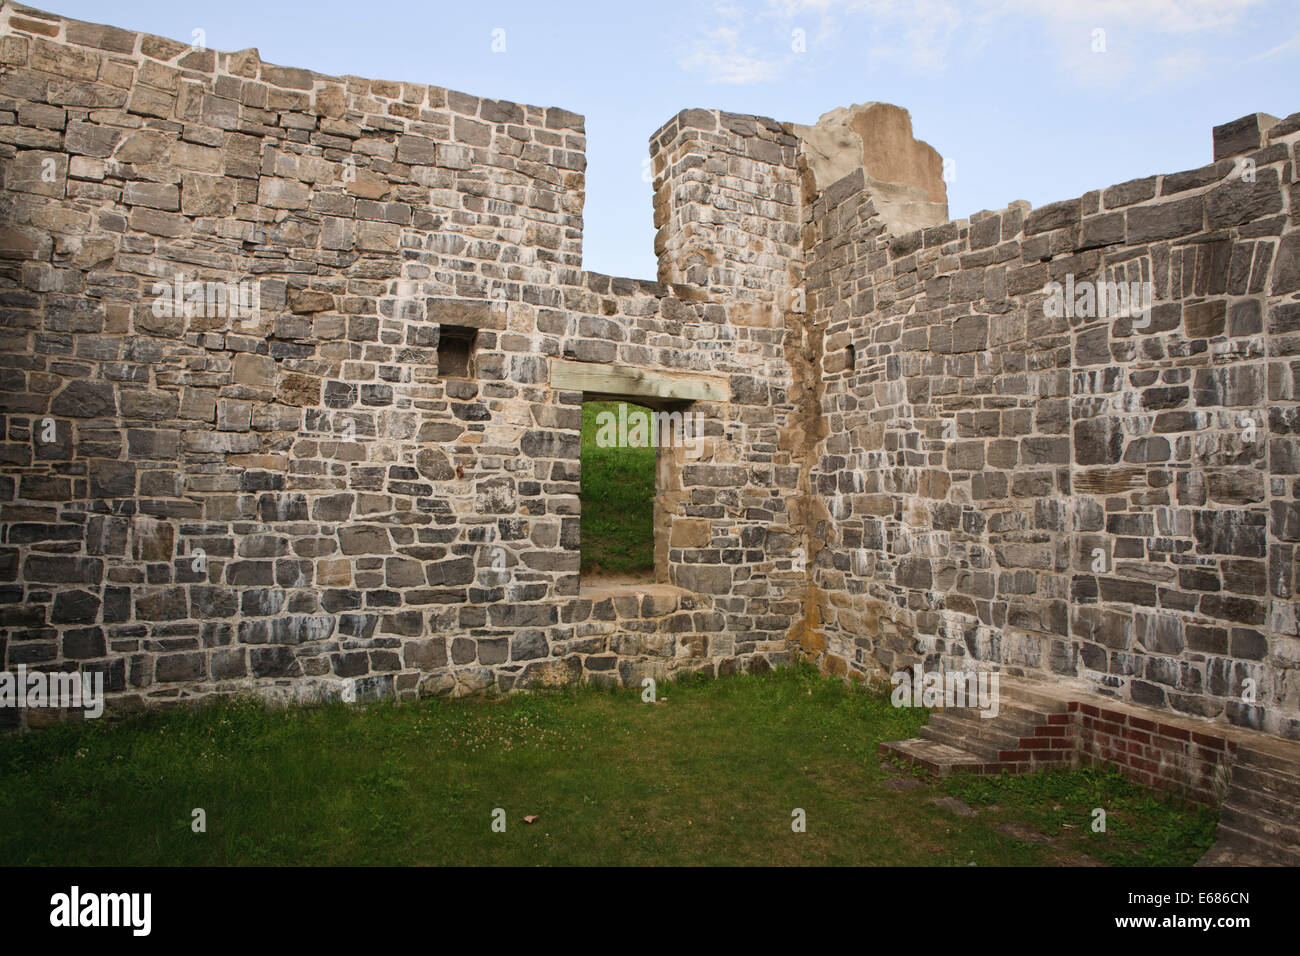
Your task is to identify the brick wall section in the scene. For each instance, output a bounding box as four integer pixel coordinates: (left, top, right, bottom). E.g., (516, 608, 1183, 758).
(890, 693, 1238, 804)
(1071, 701, 1235, 804)
(806, 111, 1300, 741)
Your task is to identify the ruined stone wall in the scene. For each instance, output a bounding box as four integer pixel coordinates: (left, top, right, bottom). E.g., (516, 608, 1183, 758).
(4, 2, 1299, 744)
(652, 108, 803, 307)
(0, 4, 804, 721)
(540, 271, 806, 678)
(647, 106, 809, 632)
(805, 111, 1300, 740)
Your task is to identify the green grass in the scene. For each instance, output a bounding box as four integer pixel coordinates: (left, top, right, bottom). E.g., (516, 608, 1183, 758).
(580, 400, 656, 577)
(940, 763, 1219, 867)
(0, 665, 1216, 866)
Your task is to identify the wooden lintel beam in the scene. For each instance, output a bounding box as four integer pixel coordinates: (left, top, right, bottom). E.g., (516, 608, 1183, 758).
(551, 359, 730, 403)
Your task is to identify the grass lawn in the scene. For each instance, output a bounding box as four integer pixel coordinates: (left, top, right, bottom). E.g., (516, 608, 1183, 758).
(0, 665, 1216, 866)
(579, 400, 656, 578)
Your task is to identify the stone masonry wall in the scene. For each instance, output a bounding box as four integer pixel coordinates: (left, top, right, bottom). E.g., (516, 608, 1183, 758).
(804, 111, 1300, 740)
(2, 2, 1299, 745)
(652, 108, 803, 309)
(0, 4, 804, 723)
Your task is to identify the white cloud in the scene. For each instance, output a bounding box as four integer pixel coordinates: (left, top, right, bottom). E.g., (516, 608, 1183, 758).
(995, 0, 1261, 88)
(781, 0, 976, 70)
(679, 0, 1274, 86)
(1152, 47, 1211, 84)
(679, 23, 788, 84)
(1250, 28, 1300, 59)
(996, 0, 1261, 33)
(680, 0, 979, 79)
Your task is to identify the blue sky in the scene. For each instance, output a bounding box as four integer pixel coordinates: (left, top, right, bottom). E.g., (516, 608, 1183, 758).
(44, 0, 1300, 280)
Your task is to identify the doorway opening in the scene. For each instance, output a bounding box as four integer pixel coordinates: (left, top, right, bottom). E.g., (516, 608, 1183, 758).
(579, 399, 657, 585)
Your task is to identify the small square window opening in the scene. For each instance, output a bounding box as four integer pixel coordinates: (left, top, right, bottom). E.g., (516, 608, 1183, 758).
(438, 326, 477, 379)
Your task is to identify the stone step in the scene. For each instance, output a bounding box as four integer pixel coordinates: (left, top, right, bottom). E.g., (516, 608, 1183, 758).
(1230, 762, 1300, 805)
(1225, 784, 1300, 825)
(918, 724, 1004, 762)
(996, 680, 1071, 714)
(1197, 739, 1300, 868)
(1195, 839, 1252, 867)
(932, 703, 1047, 736)
(1219, 802, 1300, 852)
(579, 584, 690, 621)
(951, 714, 1048, 742)
(1235, 744, 1300, 778)
(925, 713, 1025, 752)
(878, 738, 992, 777)
(1199, 819, 1300, 867)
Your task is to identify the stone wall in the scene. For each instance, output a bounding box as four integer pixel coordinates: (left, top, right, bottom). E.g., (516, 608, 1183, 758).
(652, 108, 803, 307)
(0, 3, 803, 722)
(804, 110, 1300, 740)
(1, 2, 1298, 743)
